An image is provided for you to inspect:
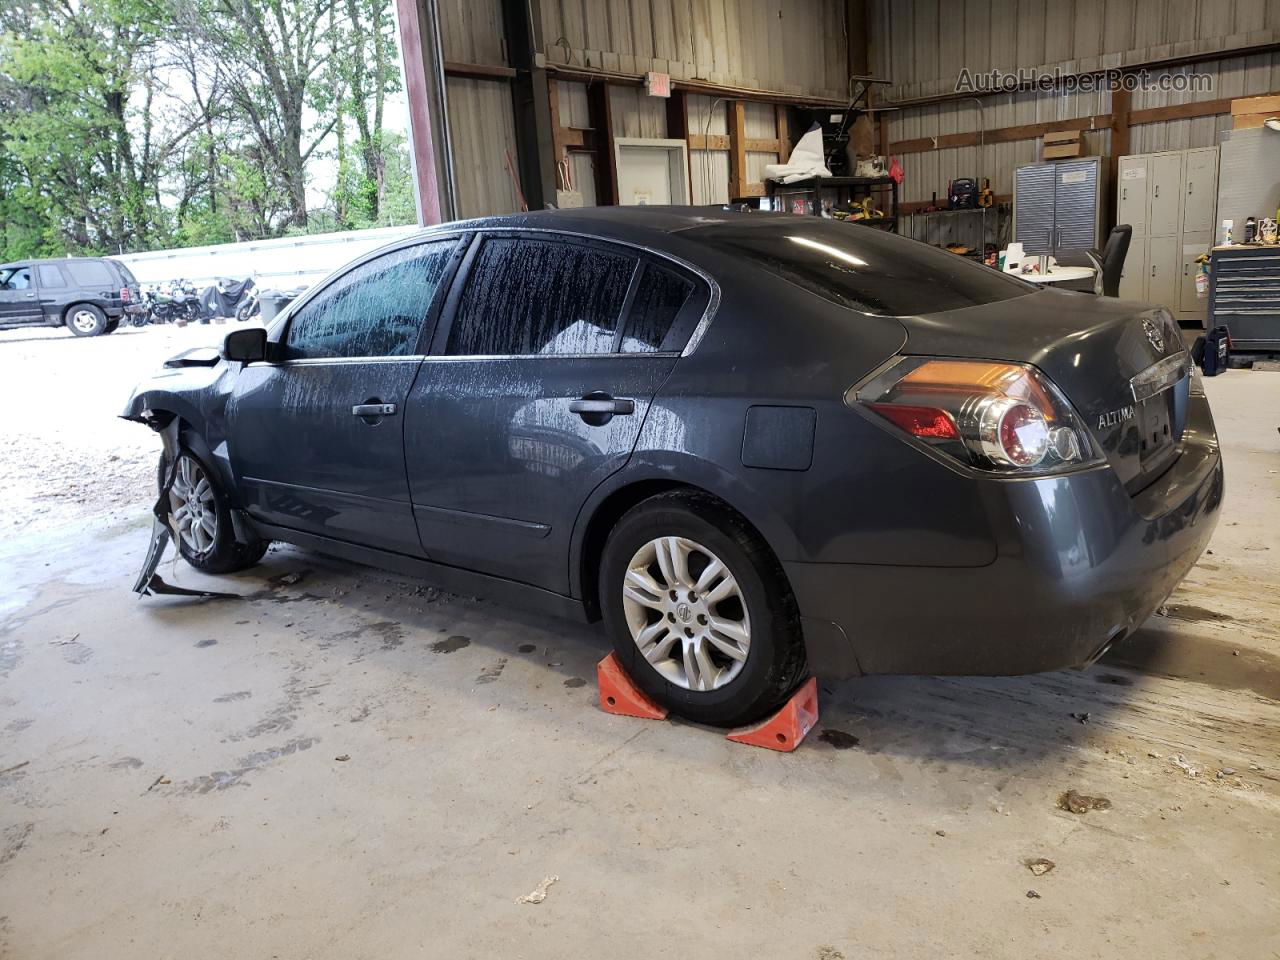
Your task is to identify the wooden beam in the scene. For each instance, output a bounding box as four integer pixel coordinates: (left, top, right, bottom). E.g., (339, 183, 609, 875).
(891, 115, 1109, 154)
(888, 92, 1280, 157)
(545, 63, 847, 108)
(443, 60, 518, 80)
(728, 101, 747, 199)
(688, 133, 730, 150)
(776, 104, 791, 163)
(1129, 97, 1234, 125)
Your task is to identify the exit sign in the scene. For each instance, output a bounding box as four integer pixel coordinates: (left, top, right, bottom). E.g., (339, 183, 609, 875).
(645, 71, 671, 98)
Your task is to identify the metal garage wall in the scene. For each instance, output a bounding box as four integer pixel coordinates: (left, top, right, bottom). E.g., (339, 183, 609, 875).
(445, 77, 522, 217)
(540, 0, 848, 98)
(868, 0, 1280, 225)
(871, 0, 1280, 103)
(435, 0, 524, 218)
(556, 81, 599, 205)
(688, 95, 730, 204)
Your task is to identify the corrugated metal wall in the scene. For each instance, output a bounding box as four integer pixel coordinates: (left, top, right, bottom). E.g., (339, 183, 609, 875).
(871, 0, 1280, 219)
(437, 0, 522, 218)
(540, 0, 848, 98)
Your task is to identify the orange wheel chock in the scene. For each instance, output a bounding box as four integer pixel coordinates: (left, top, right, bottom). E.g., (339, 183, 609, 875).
(725, 677, 819, 752)
(597, 652, 668, 720)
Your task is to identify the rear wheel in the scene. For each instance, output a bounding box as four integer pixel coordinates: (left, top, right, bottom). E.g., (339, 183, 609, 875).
(599, 492, 807, 727)
(65, 304, 108, 337)
(158, 450, 267, 574)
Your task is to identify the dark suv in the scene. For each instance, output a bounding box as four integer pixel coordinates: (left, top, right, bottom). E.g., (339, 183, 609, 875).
(0, 257, 144, 336)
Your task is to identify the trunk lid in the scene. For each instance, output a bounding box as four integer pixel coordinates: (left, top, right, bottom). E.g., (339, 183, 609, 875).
(894, 287, 1190, 493)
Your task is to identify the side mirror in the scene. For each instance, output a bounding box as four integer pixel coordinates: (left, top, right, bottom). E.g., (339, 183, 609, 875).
(223, 327, 268, 363)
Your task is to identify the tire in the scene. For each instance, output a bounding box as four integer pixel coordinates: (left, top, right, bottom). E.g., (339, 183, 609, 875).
(599, 491, 808, 727)
(235, 300, 259, 322)
(157, 449, 268, 574)
(65, 304, 108, 337)
(104, 319, 120, 334)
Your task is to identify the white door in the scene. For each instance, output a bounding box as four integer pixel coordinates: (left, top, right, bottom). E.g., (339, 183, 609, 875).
(1147, 153, 1183, 236)
(1146, 235, 1180, 312)
(1182, 149, 1218, 234)
(1117, 156, 1149, 233)
(1119, 238, 1148, 301)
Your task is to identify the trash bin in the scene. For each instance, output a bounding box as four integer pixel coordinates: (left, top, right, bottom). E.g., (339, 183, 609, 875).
(259, 288, 302, 323)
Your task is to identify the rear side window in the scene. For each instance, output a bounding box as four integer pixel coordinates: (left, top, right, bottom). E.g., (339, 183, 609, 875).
(112, 262, 137, 285)
(690, 220, 1034, 316)
(621, 264, 694, 353)
(447, 237, 635, 356)
(65, 261, 115, 288)
(285, 240, 456, 360)
(37, 265, 66, 288)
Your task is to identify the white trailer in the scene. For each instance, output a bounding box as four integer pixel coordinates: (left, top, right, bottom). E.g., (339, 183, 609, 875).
(110, 224, 422, 291)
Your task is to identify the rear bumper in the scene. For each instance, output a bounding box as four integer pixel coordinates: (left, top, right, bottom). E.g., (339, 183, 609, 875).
(788, 394, 1224, 678)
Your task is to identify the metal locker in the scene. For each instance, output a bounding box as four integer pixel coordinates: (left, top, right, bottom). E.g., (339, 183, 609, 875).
(1117, 156, 1148, 232)
(1120, 238, 1147, 301)
(1182, 149, 1218, 234)
(1054, 159, 1100, 251)
(1147, 153, 1183, 237)
(1147, 235, 1180, 313)
(1014, 164, 1057, 255)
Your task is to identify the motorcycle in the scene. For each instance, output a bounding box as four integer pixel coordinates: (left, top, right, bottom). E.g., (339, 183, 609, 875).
(143, 279, 201, 325)
(197, 277, 256, 323)
(235, 287, 260, 322)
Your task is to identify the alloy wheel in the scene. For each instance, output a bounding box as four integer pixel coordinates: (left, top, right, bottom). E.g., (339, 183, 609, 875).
(168, 455, 218, 554)
(71, 309, 100, 333)
(621, 536, 752, 692)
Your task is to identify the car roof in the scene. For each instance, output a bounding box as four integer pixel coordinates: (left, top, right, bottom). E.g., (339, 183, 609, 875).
(416, 205, 770, 242)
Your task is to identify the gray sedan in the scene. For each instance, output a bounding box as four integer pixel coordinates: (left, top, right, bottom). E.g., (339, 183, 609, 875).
(123, 208, 1223, 726)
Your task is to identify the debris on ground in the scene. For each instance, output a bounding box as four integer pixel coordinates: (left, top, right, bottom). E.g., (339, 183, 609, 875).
(1216, 768, 1236, 779)
(1057, 790, 1112, 814)
(935, 830, 946, 837)
(816, 947, 845, 960)
(275, 572, 305, 586)
(1026, 889, 1041, 899)
(516, 875, 559, 905)
(335, 754, 351, 762)
(0, 761, 30, 775)
(1171, 754, 1198, 777)
(1069, 712, 1090, 724)
(1148, 751, 1163, 759)
(1025, 857, 1056, 876)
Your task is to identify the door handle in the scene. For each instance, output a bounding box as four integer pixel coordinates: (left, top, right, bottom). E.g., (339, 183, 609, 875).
(569, 397, 634, 415)
(1188, 182, 1193, 194)
(352, 402, 397, 417)
(1151, 265, 1156, 277)
(1154, 185, 1160, 197)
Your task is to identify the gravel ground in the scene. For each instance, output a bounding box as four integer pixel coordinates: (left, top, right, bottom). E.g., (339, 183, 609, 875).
(0, 322, 247, 534)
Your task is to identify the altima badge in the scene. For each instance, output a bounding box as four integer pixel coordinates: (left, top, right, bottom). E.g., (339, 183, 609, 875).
(1142, 317, 1164, 352)
(1098, 405, 1135, 430)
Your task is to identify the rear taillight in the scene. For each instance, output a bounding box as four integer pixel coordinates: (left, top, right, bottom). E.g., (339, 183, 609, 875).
(120, 286, 131, 303)
(852, 357, 1102, 475)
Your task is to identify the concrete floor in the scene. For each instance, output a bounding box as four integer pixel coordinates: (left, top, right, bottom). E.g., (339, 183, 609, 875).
(1, 326, 1279, 959)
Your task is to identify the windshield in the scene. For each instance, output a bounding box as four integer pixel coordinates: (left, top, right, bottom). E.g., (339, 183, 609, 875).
(688, 219, 1035, 316)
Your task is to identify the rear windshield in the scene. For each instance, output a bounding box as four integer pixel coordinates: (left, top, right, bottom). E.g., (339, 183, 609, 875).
(111, 261, 137, 285)
(689, 219, 1035, 316)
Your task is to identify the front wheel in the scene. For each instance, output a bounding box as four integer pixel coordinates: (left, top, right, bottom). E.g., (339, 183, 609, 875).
(159, 450, 267, 574)
(599, 492, 808, 727)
